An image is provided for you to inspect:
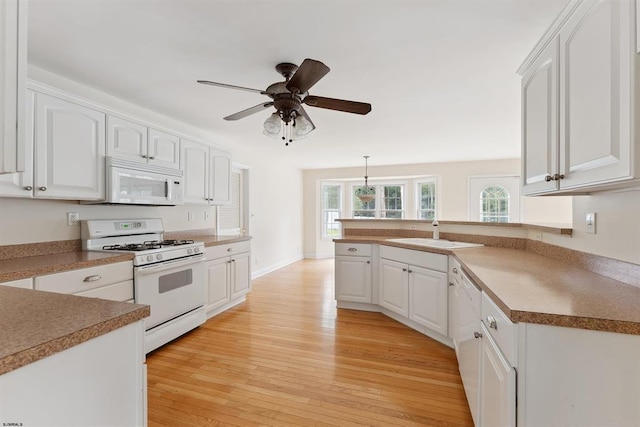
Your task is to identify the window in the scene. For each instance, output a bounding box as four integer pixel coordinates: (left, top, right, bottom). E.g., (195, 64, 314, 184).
(322, 184, 342, 238)
(468, 176, 520, 223)
(352, 183, 405, 219)
(381, 185, 403, 218)
(480, 185, 510, 222)
(417, 180, 436, 220)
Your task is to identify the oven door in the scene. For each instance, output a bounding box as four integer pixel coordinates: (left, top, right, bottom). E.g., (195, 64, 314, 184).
(134, 255, 206, 330)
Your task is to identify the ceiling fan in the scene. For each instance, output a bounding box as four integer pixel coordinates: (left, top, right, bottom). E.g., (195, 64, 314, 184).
(197, 58, 372, 145)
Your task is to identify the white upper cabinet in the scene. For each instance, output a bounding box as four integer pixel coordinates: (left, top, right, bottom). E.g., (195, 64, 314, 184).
(180, 138, 231, 205)
(0, 0, 27, 174)
(107, 115, 179, 169)
(34, 92, 105, 200)
(519, 0, 638, 194)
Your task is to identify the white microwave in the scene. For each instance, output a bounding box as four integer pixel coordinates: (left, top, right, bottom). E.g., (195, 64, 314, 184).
(104, 157, 183, 206)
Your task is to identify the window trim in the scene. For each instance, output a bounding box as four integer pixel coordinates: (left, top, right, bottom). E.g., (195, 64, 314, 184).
(415, 178, 438, 220)
(321, 182, 343, 239)
(350, 179, 408, 219)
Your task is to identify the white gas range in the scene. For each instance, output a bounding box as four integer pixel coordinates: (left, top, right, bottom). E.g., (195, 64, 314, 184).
(82, 218, 207, 353)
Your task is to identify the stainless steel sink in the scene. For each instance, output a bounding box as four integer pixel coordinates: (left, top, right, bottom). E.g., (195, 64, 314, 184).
(386, 238, 484, 249)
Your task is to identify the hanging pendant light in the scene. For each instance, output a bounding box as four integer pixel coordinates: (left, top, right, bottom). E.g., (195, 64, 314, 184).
(356, 155, 375, 204)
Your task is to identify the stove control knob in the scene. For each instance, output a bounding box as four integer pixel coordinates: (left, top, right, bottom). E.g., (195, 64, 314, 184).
(194, 247, 201, 253)
(146, 255, 153, 262)
(156, 254, 163, 260)
(187, 248, 193, 254)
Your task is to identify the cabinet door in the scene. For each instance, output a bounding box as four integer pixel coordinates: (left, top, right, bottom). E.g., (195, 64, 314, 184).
(559, 0, 632, 189)
(106, 116, 148, 163)
(335, 255, 372, 303)
(180, 139, 209, 205)
(480, 324, 516, 427)
(0, 0, 26, 174)
(521, 38, 559, 195)
(210, 151, 231, 205)
(230, 251, 250, 299)
(34, 93, 105, 200)
(408, 265, 448, 336)
(0, 88, 33, 197)
(379, 258, 409, 317)
(148, 128, 179, 169)
(206, 256, 230, 312)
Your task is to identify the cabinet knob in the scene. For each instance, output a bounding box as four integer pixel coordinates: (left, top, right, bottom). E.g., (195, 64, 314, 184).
(448, 282, 454, 287)
(227, 248, 233, 252)
(39, 186, 47, 191)
(407, 269, 413, 274)
(402, 268, 407, 272)
(486, 315, 498, 330)
(545, 174, 553, 182)
(141, 154, 148, 159)
(148, 156, 155, 160)
(452, 267, 458, 274)
(24, 186, 32, 191)
(366, 260, 370, 264)
(474, 331, 483, 339)
(553, 173, 565, 181)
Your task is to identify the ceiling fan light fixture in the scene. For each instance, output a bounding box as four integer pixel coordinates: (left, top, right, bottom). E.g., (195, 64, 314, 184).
(263, 113, 281, 134)
(293, 114, 313, 138)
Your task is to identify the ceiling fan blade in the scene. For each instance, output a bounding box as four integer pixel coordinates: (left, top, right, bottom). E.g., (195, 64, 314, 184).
(297, 106, 316, 131)
(223, 102, 274, 121)
(197, 80, 266, 95)
(286, 59, 330, 94)
(304, 96, 372, 115)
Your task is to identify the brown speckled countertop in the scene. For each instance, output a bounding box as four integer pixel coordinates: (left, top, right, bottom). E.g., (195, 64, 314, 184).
(0, 251, 133, 283)
(0, 286, 149, 375)
(335, 236, 640, 335)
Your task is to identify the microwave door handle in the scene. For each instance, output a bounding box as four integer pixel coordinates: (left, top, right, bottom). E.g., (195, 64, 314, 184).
(165, 179, 171, 200)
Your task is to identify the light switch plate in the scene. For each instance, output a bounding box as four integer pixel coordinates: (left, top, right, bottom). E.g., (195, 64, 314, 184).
(586, 212, 596, 234)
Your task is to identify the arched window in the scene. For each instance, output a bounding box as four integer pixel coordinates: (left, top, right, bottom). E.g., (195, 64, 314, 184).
(480, 184, 510, 223)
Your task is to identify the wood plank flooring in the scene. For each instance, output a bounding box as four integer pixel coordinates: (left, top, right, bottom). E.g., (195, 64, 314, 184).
(146, 258, 473, 426)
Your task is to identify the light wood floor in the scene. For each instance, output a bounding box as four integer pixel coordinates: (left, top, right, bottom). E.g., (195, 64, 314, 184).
(146, 258, 473, 427)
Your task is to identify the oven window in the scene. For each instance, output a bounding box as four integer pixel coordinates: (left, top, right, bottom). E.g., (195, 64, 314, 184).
(159, 269, 193, 293)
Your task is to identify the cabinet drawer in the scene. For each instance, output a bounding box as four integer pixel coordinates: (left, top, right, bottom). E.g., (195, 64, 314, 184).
(0, 278, 33, 289)
(335, 243, 372, 257)
(206, 240, 251, 260)
(35, 261, 133, 295)
(481, 292, 517, 366)
(380, 245, 447, 272)
(75, 280, 134, 302)
(449, 256, 463, 285)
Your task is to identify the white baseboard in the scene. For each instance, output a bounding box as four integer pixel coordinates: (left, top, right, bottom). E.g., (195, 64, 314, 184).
(251, 254, 304, 279)
(303, 252, 334, 259)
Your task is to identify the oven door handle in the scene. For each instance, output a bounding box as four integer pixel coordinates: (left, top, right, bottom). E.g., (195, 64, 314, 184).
(136, 255, 204, 276)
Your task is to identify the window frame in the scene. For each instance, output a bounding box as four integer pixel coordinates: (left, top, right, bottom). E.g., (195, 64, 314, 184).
(416, 178, 437, 220)
(350, 180, 407, 219)
(321, 182, 343, 239)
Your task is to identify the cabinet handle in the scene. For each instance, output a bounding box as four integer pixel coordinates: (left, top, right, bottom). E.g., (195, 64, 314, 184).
(227, 247, 233, 252)
(408, 269, 412, 273)
(24, 186, 32, 191)
(83, 275, 102, 282)
(39, 186, 47, 191)
(474, 331, 483, 339)
(366, 260, 370, 264)
(348, 248, 358, 252)
(402, 268, 407, 272)
(148, 156, 155, 160)
(545, 174, 553, 182)
(452, 267, 458, 274)
(448, 282, 454, 287)
(141, 154, 148, 159)
(553, 173, 565, 181)
(486, 315, 498, 330)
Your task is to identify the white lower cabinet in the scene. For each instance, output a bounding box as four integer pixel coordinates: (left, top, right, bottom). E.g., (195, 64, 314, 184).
(379, 258, 409, 316)
(479, 323, 516, 427)
(408, 265, 447, 335)
(205, 241, 251, 317)
(0, 321, 146, 427)
(34, 261, 134, 302)
(0, 277, 32, 289)
(335, 255, 372, 303)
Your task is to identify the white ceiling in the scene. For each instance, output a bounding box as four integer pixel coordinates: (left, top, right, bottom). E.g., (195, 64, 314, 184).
(27, 0, 569, 169)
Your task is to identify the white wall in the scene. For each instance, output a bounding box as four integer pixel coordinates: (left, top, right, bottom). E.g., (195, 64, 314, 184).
(303, 159, 573, 258)
(0, 67, 304, 277)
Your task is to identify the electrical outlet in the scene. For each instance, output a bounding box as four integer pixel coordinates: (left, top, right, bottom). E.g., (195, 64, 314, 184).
(409, 225, 417, 230)
(67, 212, 79, 226)
(204, 210, 210, 221)
(586, 212, 596, 234)
(188, 212, 193, 222)
(534, 232, 543, 241)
